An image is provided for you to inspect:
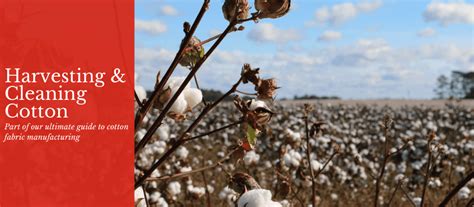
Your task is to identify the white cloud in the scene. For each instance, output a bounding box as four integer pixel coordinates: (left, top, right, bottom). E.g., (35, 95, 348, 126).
(318, 30, 342, 41)
(313, 1, 382, 25)
(247, 23, 302, 43)
(423, 2, 474, 25)
(160, 5, 178, 16)
(417, 27, 436, 37)
(135, 40, 473, 99)
(135, 19, 167, 35)
(332, 38, 391, 66)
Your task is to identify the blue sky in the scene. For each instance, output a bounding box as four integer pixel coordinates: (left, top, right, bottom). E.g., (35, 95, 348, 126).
(135, 0, 474, 99)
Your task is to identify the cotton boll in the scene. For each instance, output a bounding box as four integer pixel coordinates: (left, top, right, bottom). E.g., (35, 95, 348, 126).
(167, 181, 181, 196)
(135, 129, 147, 142)
(219, 186, 238, 206)
(135, 85, 147, 101)
(311, 160, 322, 171)
(237, 189, 282, 207)
(134, 187, 145, 204)
(183, 88, 203, 109)
(458, 187, 471, 199)
(283, 149, 302, 167)
(168, 94, 187, 114)
(176, 147, 189, 159)
(149, 191, 161, 203)
(155, 125, 170, 141)
(165, 77, 190, 90)
(413, 197, 421, 207)
(187, 185, 206, 198)
(279, 200, 290, 207)
(243, 151, 260, 166)
(249, 99, 268, 111)
(180, 166, 192, 173)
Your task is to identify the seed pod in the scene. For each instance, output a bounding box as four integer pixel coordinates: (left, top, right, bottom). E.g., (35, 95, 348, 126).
(256, 78, 278, 99)
(241, 63, 260, 85)
(248, 99, 274, 128)
(255, 0, 291, 19)
(276, 180, 290, 198)
(222, 0, 250, 22)
(229, 172, 261, 194)
(179, 36, 205, 68)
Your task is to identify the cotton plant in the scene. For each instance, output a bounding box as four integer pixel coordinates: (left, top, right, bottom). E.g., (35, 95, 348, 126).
(154, 76, 203, 121)
(237, 189, 282, 207)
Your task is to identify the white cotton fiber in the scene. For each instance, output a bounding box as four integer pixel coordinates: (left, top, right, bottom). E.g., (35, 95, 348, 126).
(311, 160, 322, 171)
(237, 189, 282, 207)
(165, 77, 190, 90)
(155, 124, 170, 141)
(243, 151, 260, 166)
(184, 88, 203, 109)
(168, 94, 187, 114)
(249, 99, 268, 111)
(176, 147, 189, 159)
(167, 181, 181, 196)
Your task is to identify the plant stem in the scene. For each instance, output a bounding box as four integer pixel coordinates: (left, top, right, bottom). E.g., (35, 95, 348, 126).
(143, 148, 238, 182)
(201, 170, 212, 207)
(374, 119, 391, 207)
(183, 32, 222, 53)
(400, 185, 417, 207)
(439, 171, 474, 207)
(134, 91, 144, 108)
(420, 142, 432, 207)
(314, 151, 337, 179)
(142, 184, 150, 207)
(304, 113, 317, 206)
(134, 0, 210, 131)
(387, 180, 401, 206)
(183, 120, 243, 142)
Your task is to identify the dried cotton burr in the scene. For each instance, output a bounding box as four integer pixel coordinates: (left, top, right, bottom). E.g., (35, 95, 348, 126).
(255, 0, 291, 19)
(222, 0, 250, 22)
(257, 78, 278, 99)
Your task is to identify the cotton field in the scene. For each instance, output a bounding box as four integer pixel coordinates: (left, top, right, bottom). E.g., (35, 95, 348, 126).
(134, 100, 473, 206)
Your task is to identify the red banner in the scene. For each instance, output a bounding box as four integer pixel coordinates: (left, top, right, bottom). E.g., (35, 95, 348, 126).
(0, 0, 134, 206)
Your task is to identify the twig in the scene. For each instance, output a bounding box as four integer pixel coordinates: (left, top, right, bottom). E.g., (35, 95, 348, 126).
(134, 91, 144, 108)
(439, 171, 474, 207)
(134, 0, 210, 131)
(142, 184, 150, 207)
(400, 185, 417, 207)
(314, 151, 338, 179)
(465, 198, 474, 207)
(201, 170, 212, 207)
(303, 108, 317, 207)
(387, 142, 410, 157)
(144, 148, 238, 182)
(235, 89, 257, 96)
(183, 120, 243, 142)
(421, 140, 433, 207)
(183, 31, 227, 53)
(374, 115, 392, 207)
(387, 180, 402, 206)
